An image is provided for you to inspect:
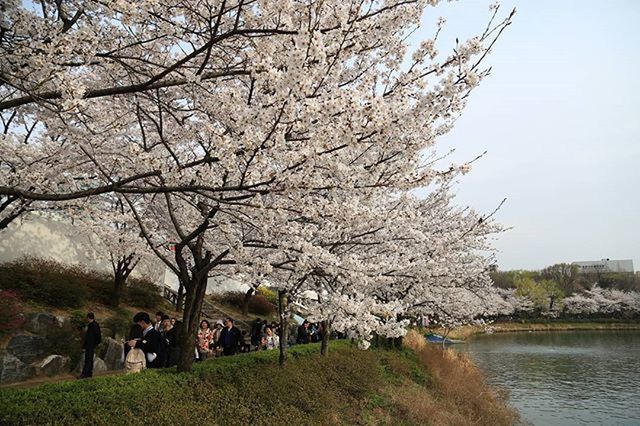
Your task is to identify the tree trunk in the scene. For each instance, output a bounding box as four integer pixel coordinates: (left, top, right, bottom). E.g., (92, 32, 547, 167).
(113, 273, 125, 308)
(278, 289, 288, 367)
(320, 320, 330, 356)
(176, 282, 185, 311)
(241, 287, 255, 316)
(176, 275, 208, 372)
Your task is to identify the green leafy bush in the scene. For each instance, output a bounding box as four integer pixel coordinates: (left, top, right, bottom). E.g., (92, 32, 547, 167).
(125, 278, 163, 310)
(103, 308, 132, 339)
(257, 286, 278, 305)
(45, 321, 83, 367)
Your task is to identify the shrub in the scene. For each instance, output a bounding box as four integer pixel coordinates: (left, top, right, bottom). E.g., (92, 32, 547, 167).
(0, 258, 119, 308)
(125, 278, 163, 310)
(211, 291, 245, 310)
(0, 290, 25, 335)
(0, 258, 90, 308)
(69, 310, 87, 330)
(103, 308, 133, 339)
(257, 286, 278, 305)
(45, 321, 83, 368)
(248, 294, 277, 316)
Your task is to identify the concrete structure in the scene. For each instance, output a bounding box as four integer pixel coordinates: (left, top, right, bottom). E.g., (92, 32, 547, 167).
(0, 213, 248, 294)
(0, 214, 163, 281)
(572, 259, 634, 274)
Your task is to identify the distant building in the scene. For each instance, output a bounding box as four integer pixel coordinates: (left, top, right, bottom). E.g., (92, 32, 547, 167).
(572, 259, 634, 274)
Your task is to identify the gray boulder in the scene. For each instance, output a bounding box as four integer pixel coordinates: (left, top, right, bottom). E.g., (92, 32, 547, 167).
(0, 352, 35, 384)
(7, 335, 47, 363)
(102, 337, 124, 371)
(24, 313, 59, 336)
(33, 354, 71, 377)
(73, 353, 108, 375)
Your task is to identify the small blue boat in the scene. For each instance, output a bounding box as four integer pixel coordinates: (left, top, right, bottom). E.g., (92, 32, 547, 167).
(425, 333, 465, 344)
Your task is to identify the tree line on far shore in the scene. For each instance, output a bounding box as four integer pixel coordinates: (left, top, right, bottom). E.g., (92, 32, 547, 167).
(488, 263, 640, 320)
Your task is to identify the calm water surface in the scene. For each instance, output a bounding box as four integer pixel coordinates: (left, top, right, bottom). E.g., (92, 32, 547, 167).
(458, 330, 640, 426)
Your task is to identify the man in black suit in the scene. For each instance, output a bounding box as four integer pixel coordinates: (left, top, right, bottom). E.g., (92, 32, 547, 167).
(128, 312, 163, 368)
(219, 318, 242, 356)
(79, 312, 101, 379)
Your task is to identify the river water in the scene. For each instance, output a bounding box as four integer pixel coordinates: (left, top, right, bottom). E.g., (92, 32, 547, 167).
(457, 330, 640, 425)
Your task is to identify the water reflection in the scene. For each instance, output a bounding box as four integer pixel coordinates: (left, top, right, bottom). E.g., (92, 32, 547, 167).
(458, 331, 640, 425)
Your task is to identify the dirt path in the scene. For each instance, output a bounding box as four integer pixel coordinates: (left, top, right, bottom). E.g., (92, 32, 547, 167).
(0, 369, 124, 390)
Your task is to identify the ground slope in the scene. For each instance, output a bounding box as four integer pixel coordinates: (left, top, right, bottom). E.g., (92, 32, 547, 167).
(0, 334, 518, 426)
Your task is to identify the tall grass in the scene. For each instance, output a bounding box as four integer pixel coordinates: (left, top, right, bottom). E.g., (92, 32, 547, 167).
(399, 330, 519, 426)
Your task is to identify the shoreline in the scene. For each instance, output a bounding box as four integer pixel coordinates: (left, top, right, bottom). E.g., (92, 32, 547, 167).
(430, 321, 640, 340)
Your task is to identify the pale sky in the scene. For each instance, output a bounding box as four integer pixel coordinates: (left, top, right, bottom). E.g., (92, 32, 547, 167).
(413, 1, 639, 271)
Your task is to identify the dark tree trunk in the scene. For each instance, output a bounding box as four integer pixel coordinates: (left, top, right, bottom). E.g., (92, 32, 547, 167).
(113, 273, 125, 307)
(278, 289, 288, 367)
(176, 282, 185, 311)
(242, 287, 256, 316)
(111, 254, 136, 308)
(176, 274, 208, 372)
(320, 320, 330, 356)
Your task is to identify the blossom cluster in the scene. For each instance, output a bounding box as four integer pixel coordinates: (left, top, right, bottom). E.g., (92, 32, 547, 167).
(0, 0, 514, 348)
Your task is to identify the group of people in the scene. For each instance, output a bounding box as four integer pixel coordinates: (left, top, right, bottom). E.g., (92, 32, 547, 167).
(195, 317, 245, 359)
(196, 317, 281, 359)
(122, 311, 181, 372)
(296, 320, 327, 344)
(79, 311, 334, 379)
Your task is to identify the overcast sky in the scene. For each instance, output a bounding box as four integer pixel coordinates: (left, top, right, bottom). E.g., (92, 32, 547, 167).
(413, 1, 639, 271)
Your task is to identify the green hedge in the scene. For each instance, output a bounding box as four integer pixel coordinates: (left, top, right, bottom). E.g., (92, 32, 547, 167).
(0, 341, 405, 425)
(0, 258, 165, 311)
(0, 258, 91, 308)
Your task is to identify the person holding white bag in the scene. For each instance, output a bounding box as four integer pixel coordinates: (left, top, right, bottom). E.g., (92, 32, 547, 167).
(127, 312, 163, 368)
(122, 323, 146, 373)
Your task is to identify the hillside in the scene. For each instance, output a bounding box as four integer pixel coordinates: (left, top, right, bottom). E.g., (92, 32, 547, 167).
(0, 333, 518, 426)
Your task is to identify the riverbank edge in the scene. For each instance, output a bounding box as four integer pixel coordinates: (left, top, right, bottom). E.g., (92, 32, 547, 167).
(431, 321, 640, 340)
(0, 338, 519, 425)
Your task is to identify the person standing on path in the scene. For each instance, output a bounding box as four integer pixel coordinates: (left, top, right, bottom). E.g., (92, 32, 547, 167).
(128, 312, 163, 368)
(219, 318, 242, 356)
(79, 312, 101, 379)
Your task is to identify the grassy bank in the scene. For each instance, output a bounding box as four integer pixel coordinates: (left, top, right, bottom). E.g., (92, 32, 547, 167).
(0, 336, 518, 425)
(433, 320, 640, 340)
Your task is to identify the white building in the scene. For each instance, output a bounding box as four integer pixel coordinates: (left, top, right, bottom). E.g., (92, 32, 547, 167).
(572, 259, 634, 274)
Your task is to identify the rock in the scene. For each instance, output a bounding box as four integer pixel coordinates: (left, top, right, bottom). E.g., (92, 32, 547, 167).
(24, 313, 59, 336)
(54, 315, 67, 327)
(0, 352, 35, 384)
(7, 335, 47, 363)
(73, 354, 108, 375)
(33, 354, 71, 377)
(102, 337, 124, 371)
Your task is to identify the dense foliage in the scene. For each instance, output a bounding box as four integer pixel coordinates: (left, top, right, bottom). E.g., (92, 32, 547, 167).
(0, 258, 164, 310)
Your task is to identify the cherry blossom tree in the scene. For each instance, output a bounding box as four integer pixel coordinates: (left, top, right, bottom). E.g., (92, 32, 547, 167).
(1, 0, 514, 371)
(564, 287, 640, 318)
